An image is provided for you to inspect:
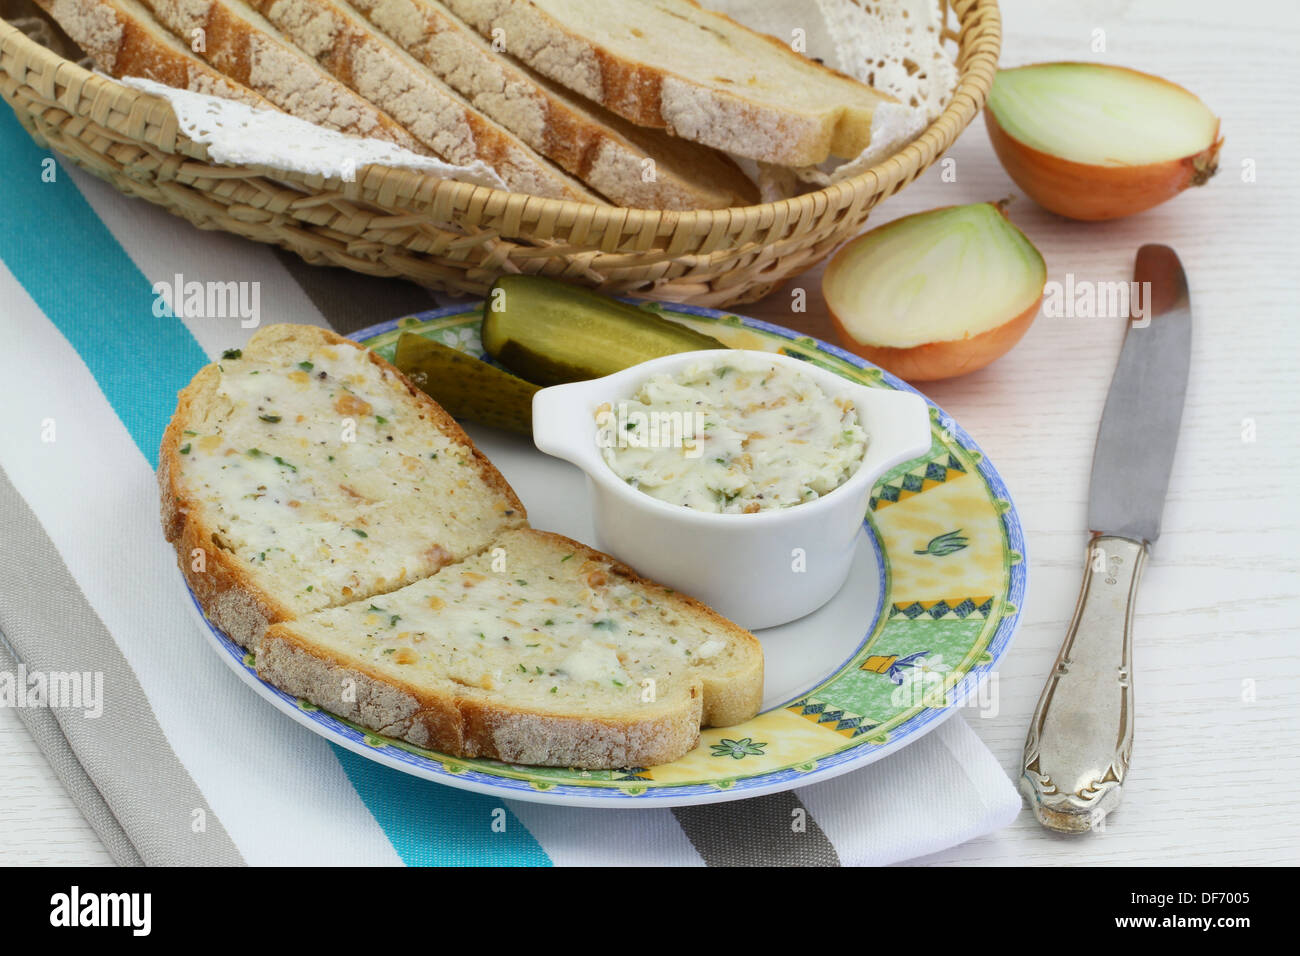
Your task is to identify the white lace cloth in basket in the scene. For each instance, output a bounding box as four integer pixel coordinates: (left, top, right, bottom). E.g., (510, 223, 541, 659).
(118, 76, 507, 189)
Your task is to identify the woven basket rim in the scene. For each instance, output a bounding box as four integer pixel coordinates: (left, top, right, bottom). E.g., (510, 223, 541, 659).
(0, 0, 1000, 231)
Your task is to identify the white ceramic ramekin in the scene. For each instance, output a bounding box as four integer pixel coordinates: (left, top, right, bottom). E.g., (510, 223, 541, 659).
(532, 350, 932, 630)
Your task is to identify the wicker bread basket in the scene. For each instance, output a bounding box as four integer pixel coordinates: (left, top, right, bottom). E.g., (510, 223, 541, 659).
(0, 0, 999, 307)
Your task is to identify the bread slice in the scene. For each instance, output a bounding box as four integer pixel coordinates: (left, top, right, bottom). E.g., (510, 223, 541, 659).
(258, 528, 764, 767)
(238, 0, 600, 201)
(159, 324, 526, 650)
(135, 0, 429, 152)
(441, 0, 897, 166)
(33, 0, 271, 107)
(346, 0, 756, 209)
(162, 324, 765, 767)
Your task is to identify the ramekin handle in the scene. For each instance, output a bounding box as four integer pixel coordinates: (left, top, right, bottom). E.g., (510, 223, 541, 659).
(532, 381, 603, 469)
(856, 388, 933, 477)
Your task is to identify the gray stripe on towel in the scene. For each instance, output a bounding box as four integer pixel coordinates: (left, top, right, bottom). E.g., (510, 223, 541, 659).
(0, 466, 245, 866)
(0, 629, 143, 866)
(673, 792, 841, 867)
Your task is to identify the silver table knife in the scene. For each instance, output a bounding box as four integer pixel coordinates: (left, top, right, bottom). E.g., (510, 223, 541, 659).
(1021, 244, 1192, 833)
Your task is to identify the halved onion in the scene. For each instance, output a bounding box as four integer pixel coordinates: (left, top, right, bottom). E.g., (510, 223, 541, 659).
(986, 62, 1222, 221)
(823, 202, 1046, 382)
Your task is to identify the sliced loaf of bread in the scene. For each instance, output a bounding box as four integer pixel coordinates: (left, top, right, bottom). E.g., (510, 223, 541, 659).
(442, 0, 896, 166)
(258, 527, 764, 767)
(159, 324, 527, 650)
(135, 0, 430, 150)
(346, 0, 757, 209)
(241, 0, 603, 200)
(34, 0, 272, 107)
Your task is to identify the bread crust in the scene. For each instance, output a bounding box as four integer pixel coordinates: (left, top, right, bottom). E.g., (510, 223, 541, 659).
(256, 527, 763, 767)
(159, 324, 526, 650)
(258, 626, 704, 767)
(348, 0, 756, 209)
(34, 0, 273, 106)
(241, 0, 603, 201)
(159, 365, 298, 650)
(136, 0, 430, 153)
(442, 0, 894, 166)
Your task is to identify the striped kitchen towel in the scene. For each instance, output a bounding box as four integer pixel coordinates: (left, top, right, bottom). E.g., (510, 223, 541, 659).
(0, 107, 1021, 866)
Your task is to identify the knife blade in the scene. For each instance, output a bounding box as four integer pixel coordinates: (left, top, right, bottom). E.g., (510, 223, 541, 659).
(1021, 244, 1192, 833)
(1088, 245, 1193, 544)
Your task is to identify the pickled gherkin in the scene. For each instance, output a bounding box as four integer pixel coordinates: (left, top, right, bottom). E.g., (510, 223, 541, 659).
(481, 276, 725, 386)
(393, 332, 537, 434)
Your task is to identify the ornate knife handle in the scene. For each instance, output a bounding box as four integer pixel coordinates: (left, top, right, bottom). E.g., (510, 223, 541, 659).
(1021, 535, 1147, 833)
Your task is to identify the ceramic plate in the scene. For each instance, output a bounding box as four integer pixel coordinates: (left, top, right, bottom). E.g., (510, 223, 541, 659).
(188, 302, 1027, 807)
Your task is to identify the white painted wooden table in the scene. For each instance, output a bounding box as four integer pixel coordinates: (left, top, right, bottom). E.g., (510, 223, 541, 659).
(2, 0, 1297, 866)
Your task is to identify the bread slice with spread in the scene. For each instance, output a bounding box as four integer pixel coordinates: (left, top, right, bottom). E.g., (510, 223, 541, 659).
(159, 324, 526, 650)
(258, 528, 764, 767)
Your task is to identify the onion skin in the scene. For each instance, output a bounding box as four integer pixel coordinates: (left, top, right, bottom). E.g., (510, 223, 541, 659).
(986, 65, 1222, 221)
(829, 294, 1043, 382)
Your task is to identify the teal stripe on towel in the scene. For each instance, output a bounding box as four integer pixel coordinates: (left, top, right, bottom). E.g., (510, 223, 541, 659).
(0, 110, 207, 467)
(333, 749, 551, 867)
(0, 108, 551, 866)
